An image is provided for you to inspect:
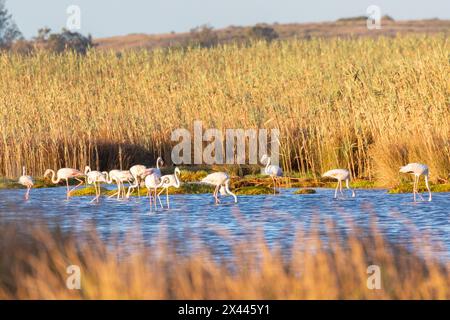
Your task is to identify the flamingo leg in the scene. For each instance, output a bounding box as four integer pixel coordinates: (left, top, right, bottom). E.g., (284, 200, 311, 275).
(339, 180, 344, 196)
(346, 179, 355, 197)
(157, 187, 169, 209)
(271, 176, 275, 195)
(156, 188, 164, 209)
(96, 182, 101, 202)
(425, 175, 432, 202)
(213, 185, 220, 204)
(413, 175, 417, 202)
(117, 182, 122, 200)
(96, 182, 100, 202)
(121, 182, 126, 199)
(90, 182, 98, 203)
(125, 181, 133, 200)
(25, 186, 31, 200)
(68, 178, 84, 198)
(137, 177, 141, 197)
(417, 175, 425, 201)
(153, 188, 158, 210)
(334, 181, 339, 199)
(66, 179, 70, 200)
(148, 189, 153, 210)
(108, 189, 118, 198)
(166, 188, 170, 209)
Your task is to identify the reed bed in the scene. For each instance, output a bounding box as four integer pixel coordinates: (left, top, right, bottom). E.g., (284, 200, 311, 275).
(0, 220, 448, 300)
(0, 35, 448, 185)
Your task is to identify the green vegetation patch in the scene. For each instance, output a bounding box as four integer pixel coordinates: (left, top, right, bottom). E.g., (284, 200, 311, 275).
(388, 183, 450, 194)
(71, 186, 109, 196)
(125, 183, 215, 197)
(179, 170, 208, 182)
(235, 185, 277, 195)
(294, 188, 317, 195)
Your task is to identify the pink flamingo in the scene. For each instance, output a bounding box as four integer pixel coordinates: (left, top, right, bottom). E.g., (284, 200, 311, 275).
(107, 170, 134, 200)
(44, 168, 85, 200)
(129, 164, 148, 197)
(157, 167, 181, 209)
(85, 166, 108, 203)
(261, 154, 283, 194)
(322, 169, 356, 199)
(129, 157, 163, 197)
(144, 172, 169, 210)
(400, 163, 432, 202)
(18, 166, 34, 200)
(201, 172, 237, 205)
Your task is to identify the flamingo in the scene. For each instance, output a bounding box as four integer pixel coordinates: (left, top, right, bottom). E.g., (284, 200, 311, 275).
(157, 167, 181, 209)
(144, 172, 169, 210)
(399, 163, 432, 202)
(261, 154, 283, 194)
(84, 166, 108, 203)
(322, 169, 356, 199)
(201, 172, 237, 205)
(128, 157, 163, 197)
(44, 168, 85, 200)
(18, 166, 34, 200)
(106, 170, 133, 200)
(129, 164, 148, 197)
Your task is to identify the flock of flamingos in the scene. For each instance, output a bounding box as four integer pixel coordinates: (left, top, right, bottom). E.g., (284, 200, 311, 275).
(17, 154, 433, 209)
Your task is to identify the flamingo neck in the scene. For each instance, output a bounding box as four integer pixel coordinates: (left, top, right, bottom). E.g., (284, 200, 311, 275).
(157, 158, 161, 170)
(265, 157, 271, 171)
(50, 170, 60, 184)
(157, 177, 167, 188)
(174, 170, 181, 188)
(22, 166, 26, 176)
(106, 172, 114, 184)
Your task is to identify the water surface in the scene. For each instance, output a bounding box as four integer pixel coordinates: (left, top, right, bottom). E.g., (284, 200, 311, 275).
(0, 187, 448, 261)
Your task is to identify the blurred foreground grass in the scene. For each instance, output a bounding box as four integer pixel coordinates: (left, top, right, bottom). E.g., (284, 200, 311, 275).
(0, 220, 447, 299)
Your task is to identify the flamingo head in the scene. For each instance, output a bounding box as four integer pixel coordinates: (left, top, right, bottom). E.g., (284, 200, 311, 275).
(44, 169, 53, 178)
(260, 154, 269, 165)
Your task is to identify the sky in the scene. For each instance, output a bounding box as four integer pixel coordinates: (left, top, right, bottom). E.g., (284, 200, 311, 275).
(6, 0, 450, 39)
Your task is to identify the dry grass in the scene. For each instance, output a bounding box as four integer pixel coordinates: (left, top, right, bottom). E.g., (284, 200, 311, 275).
(0, 35, 449, 186)
(0, 220, 448, 300)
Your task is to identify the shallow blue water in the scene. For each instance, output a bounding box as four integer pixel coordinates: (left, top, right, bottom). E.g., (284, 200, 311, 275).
(0, 187, 448, 261)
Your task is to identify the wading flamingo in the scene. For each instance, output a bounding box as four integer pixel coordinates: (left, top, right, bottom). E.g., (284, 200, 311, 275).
(129, 164, 148, 197)
(157, 167, 181, 209)
(44, 168, 85, 200)
(18, 166, 34, 200)
(261, 154, 283, 194)
(129, 157, 164, 196)
(106, 170, 133, 200)
(201, 172, 237, 205)
(322, 169, 356, 199)
(399, 163, 432, 202)
(144, 172, 169, 210)
(85, 166, 108, 203)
